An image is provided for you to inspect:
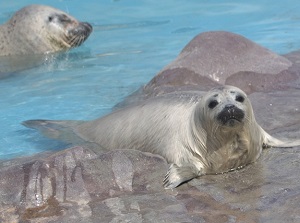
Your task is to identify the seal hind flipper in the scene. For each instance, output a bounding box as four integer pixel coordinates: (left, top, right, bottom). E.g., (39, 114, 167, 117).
(22, 119, 84, 143)
(261, 128, 300, 148)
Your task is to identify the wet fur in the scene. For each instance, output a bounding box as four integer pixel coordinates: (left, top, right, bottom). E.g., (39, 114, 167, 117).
(23, 86, 300, 189)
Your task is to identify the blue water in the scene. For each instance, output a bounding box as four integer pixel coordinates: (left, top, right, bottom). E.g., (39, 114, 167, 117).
(1, 0, 300, 159)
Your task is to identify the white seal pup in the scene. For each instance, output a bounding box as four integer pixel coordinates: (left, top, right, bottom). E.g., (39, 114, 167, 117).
(0, 4, 92, 56)
(23, 86, 300, 189)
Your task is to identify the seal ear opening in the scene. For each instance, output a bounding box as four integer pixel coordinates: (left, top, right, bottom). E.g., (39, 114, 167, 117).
(261, 127, 300, 148)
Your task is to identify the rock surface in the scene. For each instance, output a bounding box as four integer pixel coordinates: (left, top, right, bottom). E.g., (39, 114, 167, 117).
(0, 147, 170, 222)
(146, 31, 295, 95)
(1, 145, 300, 222)
(118, 31, 299, 107)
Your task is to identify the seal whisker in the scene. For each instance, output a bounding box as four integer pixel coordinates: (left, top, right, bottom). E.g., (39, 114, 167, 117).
(76, 35, 85, 46)
(211, 122, 220, 139)
(68, 35, 85, 47)
(66, 35, 78, 47)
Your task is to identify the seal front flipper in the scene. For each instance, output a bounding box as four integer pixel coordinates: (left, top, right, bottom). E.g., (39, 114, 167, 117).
(22, 119, 84, 143)
(163, 163, 202, 189)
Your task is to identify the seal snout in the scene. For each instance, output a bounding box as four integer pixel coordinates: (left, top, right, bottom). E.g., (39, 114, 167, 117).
(217, 104, 245, 126)
(69, 22, 93, 36)
(79, 22, 93, 34)
(67, 22, 93, 47)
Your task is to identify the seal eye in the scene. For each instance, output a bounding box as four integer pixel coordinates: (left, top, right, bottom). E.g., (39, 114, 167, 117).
(235, 95, 244, 103)
(48, 16, 53, 22)
(208, 100, 219, 109)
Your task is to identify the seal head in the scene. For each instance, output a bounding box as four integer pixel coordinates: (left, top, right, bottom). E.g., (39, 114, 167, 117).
(0, 4, 93, 56)
(206, 88, 246, 127)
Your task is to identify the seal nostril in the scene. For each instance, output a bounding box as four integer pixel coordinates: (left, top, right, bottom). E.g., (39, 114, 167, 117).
(225, 104, 235, 109)
(82, 22, 93, 31)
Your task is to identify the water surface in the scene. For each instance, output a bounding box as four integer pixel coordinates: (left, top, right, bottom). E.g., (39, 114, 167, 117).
(1, 0, 300, 159)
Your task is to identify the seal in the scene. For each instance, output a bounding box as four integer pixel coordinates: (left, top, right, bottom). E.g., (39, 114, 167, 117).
(0, 4, 92, 56)
(23, 86, 300, 189)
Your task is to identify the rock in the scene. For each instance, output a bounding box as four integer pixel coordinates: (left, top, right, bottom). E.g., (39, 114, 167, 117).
(0, 147, 171, 222)
(145, 31, 294, 95)
(118, 31, 298, 108)
(1, 145, 300, 222)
